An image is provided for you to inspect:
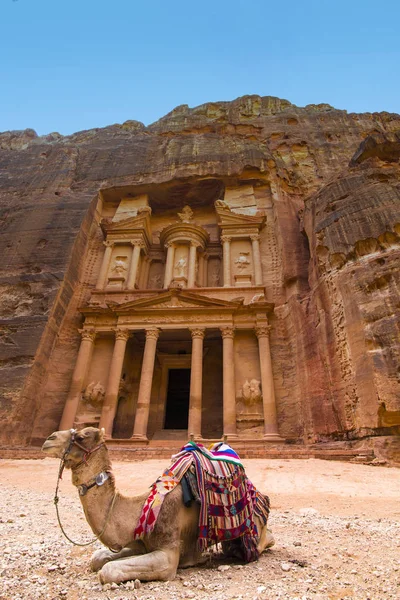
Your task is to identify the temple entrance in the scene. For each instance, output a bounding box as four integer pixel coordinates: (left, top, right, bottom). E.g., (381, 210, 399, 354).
(164, 368, 190, 429)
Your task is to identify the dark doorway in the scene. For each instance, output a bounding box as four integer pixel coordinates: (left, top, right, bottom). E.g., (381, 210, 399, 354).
(164, 368, 190, 429)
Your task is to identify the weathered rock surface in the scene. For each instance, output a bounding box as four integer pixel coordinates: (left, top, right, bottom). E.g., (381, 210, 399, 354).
(0, 95, 399, 449)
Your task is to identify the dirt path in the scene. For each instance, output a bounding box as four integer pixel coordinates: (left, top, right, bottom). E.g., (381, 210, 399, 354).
(0, 458, 399, 600)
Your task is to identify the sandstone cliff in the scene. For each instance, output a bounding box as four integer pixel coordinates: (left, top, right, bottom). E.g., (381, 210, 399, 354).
(0, 95, 399, 447)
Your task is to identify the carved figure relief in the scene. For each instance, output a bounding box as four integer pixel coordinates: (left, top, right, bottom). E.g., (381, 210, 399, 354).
(234, 252, 251, 270)
(149, 273, 162, 288)
(82, 381, 105, 406)
(177, 205, 194, 223)
(210, 264, 221, 286)
(242, 379, 262, 404)
(174, 257, 187, 278)
(111, 256, 128, 276)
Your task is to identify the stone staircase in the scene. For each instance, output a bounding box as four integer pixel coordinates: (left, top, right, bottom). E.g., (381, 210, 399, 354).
(0, 440, 375, 463)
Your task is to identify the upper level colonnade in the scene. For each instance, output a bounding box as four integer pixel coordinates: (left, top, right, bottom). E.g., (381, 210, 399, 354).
(94, 198, 266, 293)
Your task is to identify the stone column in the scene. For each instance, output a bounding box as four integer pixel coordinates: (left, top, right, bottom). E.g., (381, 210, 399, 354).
(251, 234, 263, 286)
(132, 328, 160, 439)
(221, 235, 232, 287)
(202, 253, 208, 287)
(187, 242, 198, 288)
(59, 329, 96, 430)
(139, 256, 150, 289)
(188, 328, 205, 438)
(255, 324, 282, 441)
(98, 329, 130, 437)
(96, 241, 114, 290)
(220, 326, 237, 437)
(126, 241, 142, 290)
(163, 243, 175, 288)
(197, 253, 204, 287)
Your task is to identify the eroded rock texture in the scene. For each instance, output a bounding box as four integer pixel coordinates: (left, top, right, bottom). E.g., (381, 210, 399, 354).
(0, 95, 399, 447)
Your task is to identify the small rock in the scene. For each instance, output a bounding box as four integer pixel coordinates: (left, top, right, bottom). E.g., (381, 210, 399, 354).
(257, 585, 267, 593)
(217, 564, 231, 572)
(293, 541, 302, 546)
(299, 508, 319, 517)
(281, 562, 291, 572)
(134, 578, 141, 589)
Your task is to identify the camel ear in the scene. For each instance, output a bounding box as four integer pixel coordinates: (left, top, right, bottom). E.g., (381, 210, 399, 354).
(99, 427, 106, 441)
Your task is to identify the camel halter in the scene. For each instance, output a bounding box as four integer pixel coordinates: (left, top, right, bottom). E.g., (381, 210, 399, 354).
(53, 429, 119, 550)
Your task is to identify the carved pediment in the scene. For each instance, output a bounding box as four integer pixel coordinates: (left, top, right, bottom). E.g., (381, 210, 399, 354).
(115, 289, 243, 313)
(101, 209, 152, 244)
(216, 206, 266, 228)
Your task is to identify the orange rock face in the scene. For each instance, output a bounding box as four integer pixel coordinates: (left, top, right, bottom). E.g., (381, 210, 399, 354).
(0, 95, 399, 449)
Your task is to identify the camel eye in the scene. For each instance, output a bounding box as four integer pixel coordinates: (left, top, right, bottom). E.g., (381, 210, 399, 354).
(47, 434, 56, 441)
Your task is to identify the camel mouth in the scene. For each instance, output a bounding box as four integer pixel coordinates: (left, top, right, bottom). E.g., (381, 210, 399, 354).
(41, 440, 64, 458)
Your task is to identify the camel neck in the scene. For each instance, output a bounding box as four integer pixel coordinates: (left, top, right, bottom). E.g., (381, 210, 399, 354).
(69, 447, 142, 550)
(71, 447, 121, 549)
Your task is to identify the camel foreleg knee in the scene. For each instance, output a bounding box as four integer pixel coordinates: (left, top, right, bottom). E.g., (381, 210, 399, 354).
(91, 543, 145, 572)
(99, 548, 179, 584)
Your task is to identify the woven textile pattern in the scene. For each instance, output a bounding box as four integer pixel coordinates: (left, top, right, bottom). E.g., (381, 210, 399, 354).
(133, 442, 270, 562)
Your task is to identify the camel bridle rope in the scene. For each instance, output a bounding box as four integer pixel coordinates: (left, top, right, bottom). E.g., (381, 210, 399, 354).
(53, 429, 118, 550)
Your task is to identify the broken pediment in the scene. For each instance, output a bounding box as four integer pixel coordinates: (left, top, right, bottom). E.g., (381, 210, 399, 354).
(101, 207, 152, 244)
(216, 205, 266, 228)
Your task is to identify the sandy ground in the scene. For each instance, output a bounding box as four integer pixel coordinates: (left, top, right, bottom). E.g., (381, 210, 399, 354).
(0, 457, 399, 600)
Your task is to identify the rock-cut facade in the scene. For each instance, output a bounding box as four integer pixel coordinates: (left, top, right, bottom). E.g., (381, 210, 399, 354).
(0, 95, 399, 460)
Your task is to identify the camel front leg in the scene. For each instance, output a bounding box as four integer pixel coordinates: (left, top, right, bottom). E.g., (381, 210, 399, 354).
(99, 547, 180, 584)
(91, 541, 146, 572)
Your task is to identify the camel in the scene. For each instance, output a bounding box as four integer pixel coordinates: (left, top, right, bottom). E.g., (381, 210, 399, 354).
(42, 427, 274, 584)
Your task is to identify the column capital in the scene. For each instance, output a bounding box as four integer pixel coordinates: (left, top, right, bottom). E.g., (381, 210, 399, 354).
(190, 240, 200, 248)
(103, 240, 114, 248)
(164, 241, 175, 250)
(113, 328, 131, 341)
(130, 239, 145, 248)
(78, 328, 96, 342)
(220, 326, 235, 339)
(145, 327, 160, 341)
(220, 235, 232, 244)
(189, 327, 205, 339)
(255, 324, 271, 338)
(250, 233, 260, 242)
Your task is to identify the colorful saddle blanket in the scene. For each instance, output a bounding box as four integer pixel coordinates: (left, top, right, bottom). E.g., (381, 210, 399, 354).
(133, 441, 270, 562)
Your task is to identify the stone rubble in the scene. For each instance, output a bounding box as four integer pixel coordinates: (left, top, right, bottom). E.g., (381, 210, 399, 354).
(1, 465, 400, 600)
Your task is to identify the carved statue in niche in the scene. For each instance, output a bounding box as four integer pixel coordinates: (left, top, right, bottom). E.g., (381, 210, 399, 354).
(242, 379, 262, 405)
(235, 252, 251, 270)
(82, 381, 105, 407)
(111, 256, 128, 276)
(174, 257, 187, 278)
(177, 205, 194, 223)
(149, 273, 162, 288)
(210, 264, 220, 286)
(118, 376, 131, 399)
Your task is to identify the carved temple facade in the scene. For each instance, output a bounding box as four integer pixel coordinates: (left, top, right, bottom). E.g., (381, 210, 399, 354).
(57, 191, 283, 443)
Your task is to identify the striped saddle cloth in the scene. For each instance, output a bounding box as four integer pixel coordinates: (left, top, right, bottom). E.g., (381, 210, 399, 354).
(133, 441, 270, 562)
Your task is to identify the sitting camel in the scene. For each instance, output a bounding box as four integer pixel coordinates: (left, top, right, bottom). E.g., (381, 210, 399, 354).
(42, 427, 274, 584)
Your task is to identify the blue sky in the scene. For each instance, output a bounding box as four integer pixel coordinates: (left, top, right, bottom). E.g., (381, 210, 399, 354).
(1, 0, 399, 135)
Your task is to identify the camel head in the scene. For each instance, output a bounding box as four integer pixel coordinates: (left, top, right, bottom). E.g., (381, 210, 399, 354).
(41, 427, 105, 468)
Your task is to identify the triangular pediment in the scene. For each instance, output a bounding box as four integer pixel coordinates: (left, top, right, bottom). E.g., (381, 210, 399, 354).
(216, 207, 265, 228)
(116, 289, 241, 313)
(101, 210, 151, 240)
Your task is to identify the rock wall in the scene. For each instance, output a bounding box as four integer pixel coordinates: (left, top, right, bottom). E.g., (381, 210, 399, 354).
(0, 95, 399, 445)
